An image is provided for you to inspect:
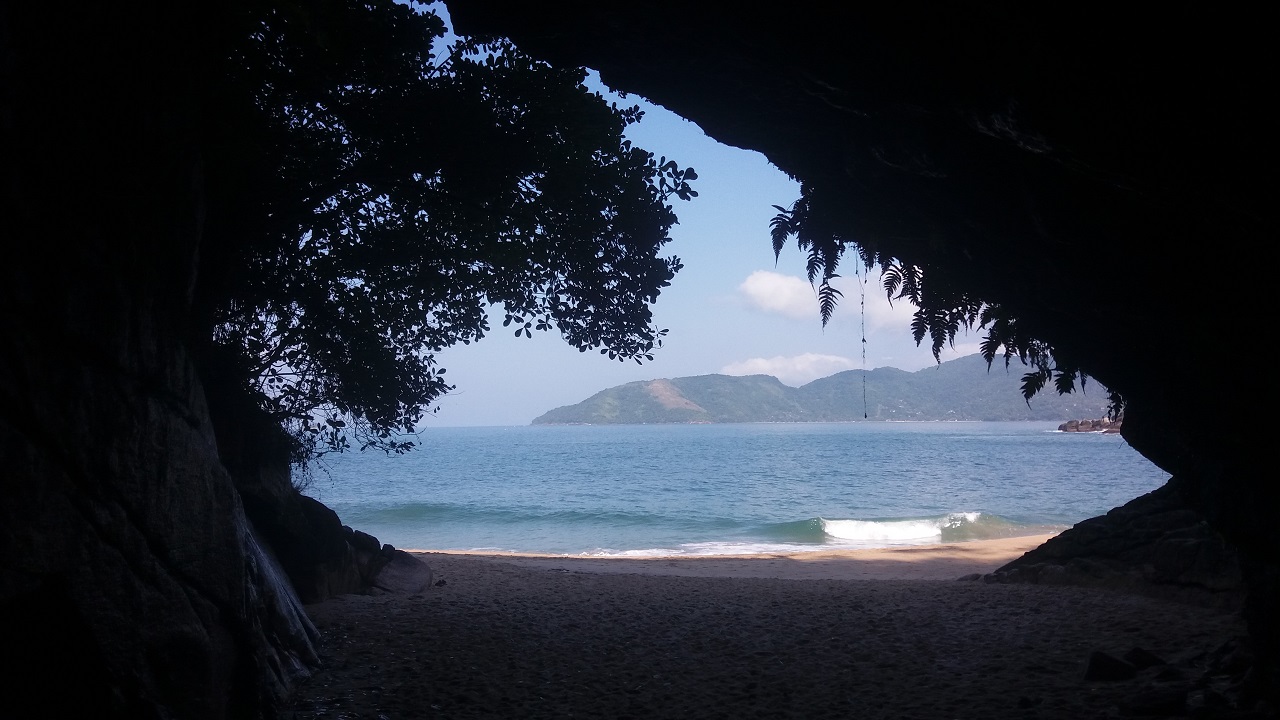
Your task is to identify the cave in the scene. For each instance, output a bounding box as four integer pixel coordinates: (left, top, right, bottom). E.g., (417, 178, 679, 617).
(1, 1, 1273, 717)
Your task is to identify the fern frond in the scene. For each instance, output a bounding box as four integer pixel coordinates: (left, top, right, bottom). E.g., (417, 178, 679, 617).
(911, 309, 929, 347)
(820, 242, 843, 283)
(882, 263, 903, 300)
(959, 299, 982, 329)
(769, 206, 793, 261)
(929, 308, 953, 360)
(979, 335, 1003, 367)
(1020, 368, 1050, 404)
(817, 280, 843, 327)
(1053, 370, 1077, 395)
(978, 304, 998, 327)
(901, 265, 923, 304)
(979, 316, 1010, 366)
(805, 244, 823, 285)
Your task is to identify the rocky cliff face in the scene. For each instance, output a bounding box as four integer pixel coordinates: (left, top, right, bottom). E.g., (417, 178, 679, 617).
(0, 182, 320, 716)
(0, 3, 321, 716)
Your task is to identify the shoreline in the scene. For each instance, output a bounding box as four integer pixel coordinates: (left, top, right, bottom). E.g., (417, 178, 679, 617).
(408, 533, 1055, 581)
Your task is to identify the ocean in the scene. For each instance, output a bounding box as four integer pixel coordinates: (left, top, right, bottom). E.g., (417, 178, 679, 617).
(303, 421, 1166, 556)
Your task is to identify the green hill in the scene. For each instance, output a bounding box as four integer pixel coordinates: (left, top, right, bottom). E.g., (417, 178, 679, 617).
(532, 354, 1112, 424)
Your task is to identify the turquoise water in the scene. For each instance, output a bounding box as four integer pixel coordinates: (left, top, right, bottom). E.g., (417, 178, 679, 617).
(303, 422, 1167, 556)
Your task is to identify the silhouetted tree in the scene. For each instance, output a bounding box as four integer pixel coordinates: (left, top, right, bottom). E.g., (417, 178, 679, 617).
(195, 0, 696, 457)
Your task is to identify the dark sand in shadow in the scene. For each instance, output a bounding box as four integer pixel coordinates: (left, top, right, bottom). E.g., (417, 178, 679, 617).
(290, 537, 1243, 719)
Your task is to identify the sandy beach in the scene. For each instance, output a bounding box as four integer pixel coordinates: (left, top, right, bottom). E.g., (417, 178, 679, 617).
(288, 536, 1246, 719)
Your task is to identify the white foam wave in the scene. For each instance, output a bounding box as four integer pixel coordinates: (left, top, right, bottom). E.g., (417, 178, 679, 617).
(821, 512, 983, 546)
(570, 512, 1004, 556)
(821, 519, 940, 543)
(943, 511, 982, 528)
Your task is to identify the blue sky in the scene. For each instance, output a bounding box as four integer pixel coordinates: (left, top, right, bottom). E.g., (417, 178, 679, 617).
(427, 77, 982, 426)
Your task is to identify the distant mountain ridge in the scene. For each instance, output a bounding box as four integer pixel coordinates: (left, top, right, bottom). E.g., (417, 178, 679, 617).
(532, 354, 1111, 424)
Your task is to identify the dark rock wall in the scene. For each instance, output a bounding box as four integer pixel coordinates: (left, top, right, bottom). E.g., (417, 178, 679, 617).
(0, 291, 318, 717)
(0, 190, 320, 717)
(1, 2, 318, 716)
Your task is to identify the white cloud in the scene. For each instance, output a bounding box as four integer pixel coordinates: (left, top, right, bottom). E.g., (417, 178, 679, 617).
(721, 353, 858, 386)
(738, 271, 817, 319)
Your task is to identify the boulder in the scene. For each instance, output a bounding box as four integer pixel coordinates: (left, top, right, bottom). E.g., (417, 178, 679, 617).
(985, 482, 1244, 608)
(1059, 417, 1124, 433)
(372, 550, 436, 595)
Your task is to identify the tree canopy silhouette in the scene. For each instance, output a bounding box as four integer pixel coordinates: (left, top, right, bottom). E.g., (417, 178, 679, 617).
(196, 0, 696, 457)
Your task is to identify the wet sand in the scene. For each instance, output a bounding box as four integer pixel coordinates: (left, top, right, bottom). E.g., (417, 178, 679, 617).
(289, 536, 1244, 719)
